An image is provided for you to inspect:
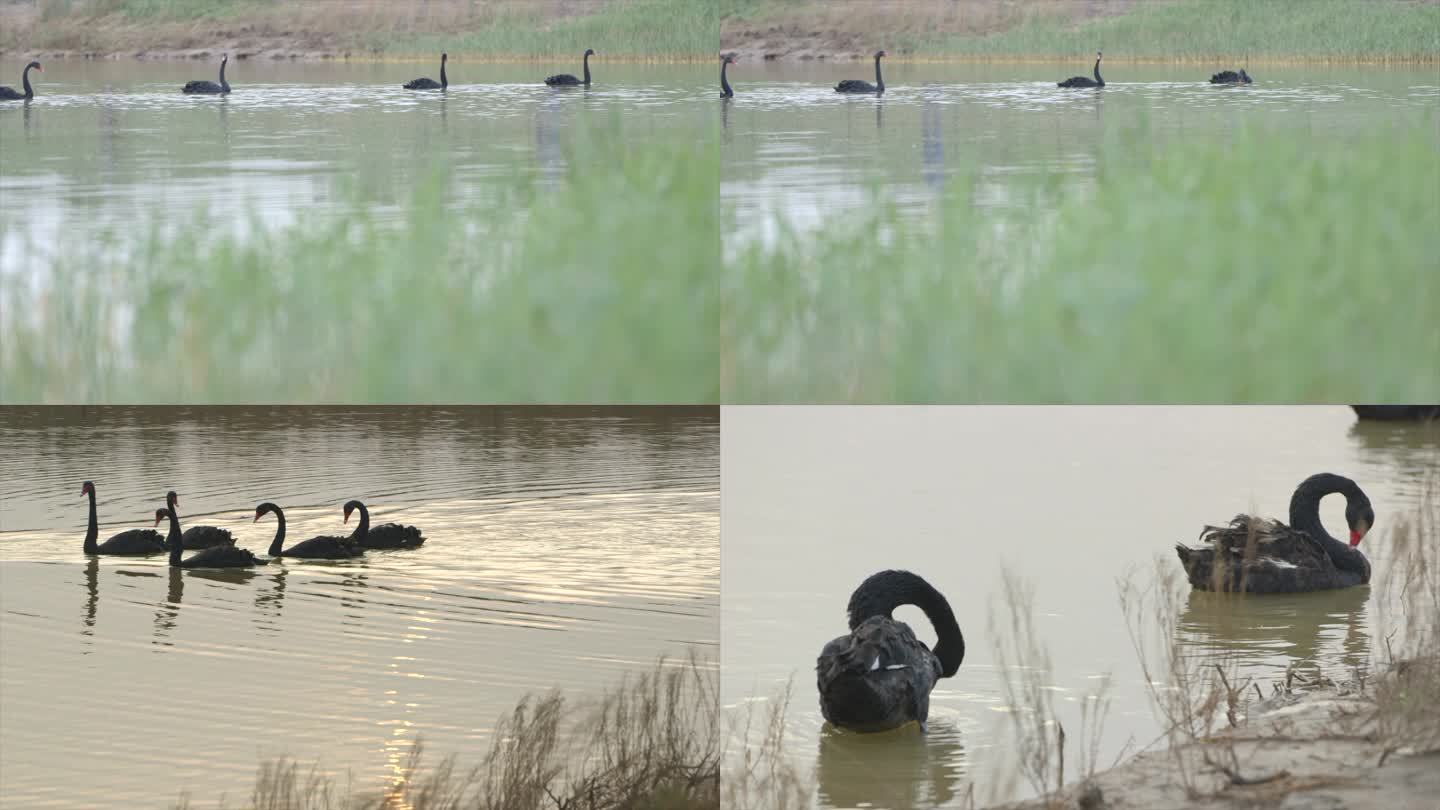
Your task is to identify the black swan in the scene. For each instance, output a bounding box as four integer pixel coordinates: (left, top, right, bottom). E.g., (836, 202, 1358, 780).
(1210, 68, 1252, 85)
(404, 53, 448, 90)
(256, 502, 363, 559)
(166, 490, 235, 549)
(1058, 51, 1104, 88)
(1176, 473, 1373, 593)
(720, 53, 736, 98)
(81, 480, 166, 555)
(816, 570, 964, 733)
(836, 50, 886, 95)
(1351, 405, 1440, 421)
(183, 54, 230, 95)
(545, 49, 594, 87)
(345, 501, 425, 550)
(158, 507, 267, 568)
(0, 61, 41, 101)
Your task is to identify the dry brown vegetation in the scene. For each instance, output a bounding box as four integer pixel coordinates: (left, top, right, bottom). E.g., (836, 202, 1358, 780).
(172, 656, 719, 810)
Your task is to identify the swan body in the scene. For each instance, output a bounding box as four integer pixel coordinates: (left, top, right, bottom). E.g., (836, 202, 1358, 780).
(1351, 405, 1440, 421)
(1210, 69, 1252, 85)
(1176, 473, 1373, 593)
(546, 49, 594, 86)
(256, 502, 362, 559)
(183, 55, 230, 94)
(341, 500, 422, 549)
(817, 570, 964, 733)
(161, 507, 267, 568)
(165, 491, 235, 549)
(81, 481, 166, 555)
(720, 54, 736, 98)
(1059, 52, 1104, 88)
(836, 50, 885, 94)
(0, 61, 41, 101)
(404, 53, 448, 90)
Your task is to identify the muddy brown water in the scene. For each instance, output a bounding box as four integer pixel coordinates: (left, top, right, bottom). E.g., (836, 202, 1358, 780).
(0, 406, 718, 808)
(721, 406, 1437, 808)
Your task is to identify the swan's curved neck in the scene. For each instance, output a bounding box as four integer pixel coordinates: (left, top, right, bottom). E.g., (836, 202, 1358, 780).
(84, 489, 98, 553)
(266, 509, 287, 556)
(583, 52, 591, 85)
(1289, 474, 1367, 574)
(874, 56, 884, 92)
(22, 65, 34, 98)
(848, 571, 965, 677)
(350, 504, 370, 541)
(720, 61, 732, 96)
(220, 59, 229, 92)
(440, 58, 448, 88)
(1093, 58, 1103, 85)
(166, 509, 183, 565)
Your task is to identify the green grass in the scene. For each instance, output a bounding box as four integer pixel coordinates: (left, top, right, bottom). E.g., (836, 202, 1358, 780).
(1, 122, 719, 404)
(724, 0, 1440, 62)
(374, 0, 719, 60)
(15, 0, 716, 59)
(723, 121, 1440, 403)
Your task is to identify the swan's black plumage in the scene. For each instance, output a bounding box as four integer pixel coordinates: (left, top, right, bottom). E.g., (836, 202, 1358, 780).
(404, 53, 448, 90)
(1351, 405, 1440, 421)
(817, 570, 964, 733)
(161, 507, 267, 568)
(345, 501, 425, 549)
(258, 502, 362, 559)
(1058, 51, 1104, 88)
(836, 50, 886, 94)
(81, 481, 166, 555)
(545, 49, 594, 86)
(720, 54, 736, 98)
(1176, 473, 1373, 593)
(165, 491, 235, 549)
(1210, 69, 1252, 85)
(0, 61, 41, 101)
(183, 55, 230, 94)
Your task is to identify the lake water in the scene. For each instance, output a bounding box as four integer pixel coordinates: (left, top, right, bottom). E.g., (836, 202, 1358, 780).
(0, 60, 715, 270)
(720, 63, 1439, 253)
(0, 406, 719, 808)
(720, 406, 1438, 808)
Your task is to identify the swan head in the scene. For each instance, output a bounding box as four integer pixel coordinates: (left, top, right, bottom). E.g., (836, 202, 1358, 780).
(81, 480, 93, 497)
(874, 50, 886, 59)
(255, 502, 280, 522)
(1096, 50, 1103, 61)
(167, 490, 178, 509)
(343, 499, 364, 524)
(585, 48, 596, 57)
(27, 61, 41, 72)
(722, 53, 737, 65)
(1345, 496, 1375, 546)
(153, 508, 170, 527)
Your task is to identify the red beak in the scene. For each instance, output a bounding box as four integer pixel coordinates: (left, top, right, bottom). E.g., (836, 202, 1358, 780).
(253, 514, 260, 522)
(1349, 529, 1362, 546)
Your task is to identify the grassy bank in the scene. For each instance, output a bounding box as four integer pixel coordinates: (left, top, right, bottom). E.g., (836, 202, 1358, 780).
(1, 123, 719, 403)
(172, 657, 719, 810)
(723, 122, 1440, 403)
(720, 0, 1440, 63)
(3, 0, 717, 60)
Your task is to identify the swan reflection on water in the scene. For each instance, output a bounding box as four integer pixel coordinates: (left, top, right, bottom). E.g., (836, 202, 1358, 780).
(816, 718, 967, 810)
(1178, 584, 1371, 681)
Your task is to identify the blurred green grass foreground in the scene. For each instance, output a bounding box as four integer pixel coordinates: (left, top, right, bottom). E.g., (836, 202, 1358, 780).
(1, 123, 719, 403)
(723, 122, 1440, 403)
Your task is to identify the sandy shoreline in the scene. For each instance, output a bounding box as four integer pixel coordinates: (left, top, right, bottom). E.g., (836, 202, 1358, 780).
(995, 676, 1440, 810)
